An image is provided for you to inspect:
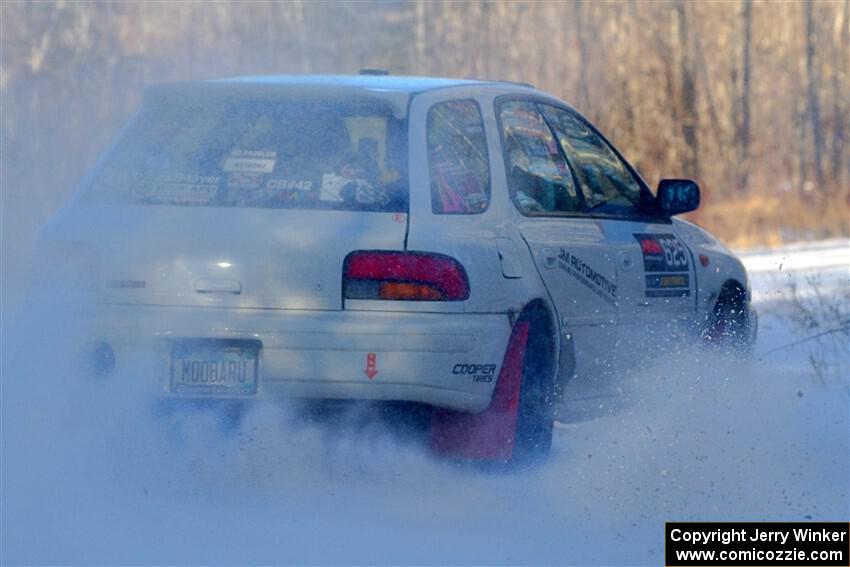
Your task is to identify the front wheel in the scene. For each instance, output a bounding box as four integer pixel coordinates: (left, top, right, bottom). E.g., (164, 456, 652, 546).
(702, 284, 757, 355)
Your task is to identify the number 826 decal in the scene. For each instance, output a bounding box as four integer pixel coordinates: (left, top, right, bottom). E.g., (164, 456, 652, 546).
(634, 234, 690, 273)
(634, 233, 692, 297)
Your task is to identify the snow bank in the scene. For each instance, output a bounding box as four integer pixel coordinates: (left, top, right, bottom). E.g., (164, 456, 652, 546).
(2, 243, 847, 565)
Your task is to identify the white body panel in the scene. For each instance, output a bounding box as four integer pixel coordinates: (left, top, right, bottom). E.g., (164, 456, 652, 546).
(74, 303, 511, 412)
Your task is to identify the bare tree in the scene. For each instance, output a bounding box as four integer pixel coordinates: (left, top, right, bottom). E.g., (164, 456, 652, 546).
(675, 0, 700, 180)
(737, 0, 753, 192)
(831, 0, 849, 186)
(806, 0, 825, 188)
(573, 0, 591, 113)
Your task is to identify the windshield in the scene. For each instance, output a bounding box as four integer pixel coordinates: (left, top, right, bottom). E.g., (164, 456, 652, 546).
(82, 96, 408, 212)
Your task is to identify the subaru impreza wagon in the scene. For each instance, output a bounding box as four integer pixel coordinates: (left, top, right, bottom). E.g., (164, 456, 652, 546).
(34, 74, 757, 464)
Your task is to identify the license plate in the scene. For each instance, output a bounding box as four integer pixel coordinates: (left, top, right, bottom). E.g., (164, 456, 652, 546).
(170, 340, 259, 395)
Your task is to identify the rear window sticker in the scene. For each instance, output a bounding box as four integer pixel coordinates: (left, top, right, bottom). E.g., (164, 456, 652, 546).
(222, 149, 277, 174)
(346, 179, 389, 207)
(266, 179, 314, 192)
(319, 173, 348, 202)
(166, 173, 221, 185)
(227, 172, 263, 189)
(154, 183, 218, 205)
(132, 173, 220, 204)
(320, 174, 388, 207)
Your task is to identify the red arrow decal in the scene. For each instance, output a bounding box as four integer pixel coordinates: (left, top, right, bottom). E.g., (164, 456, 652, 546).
(364, 352, 378, 379)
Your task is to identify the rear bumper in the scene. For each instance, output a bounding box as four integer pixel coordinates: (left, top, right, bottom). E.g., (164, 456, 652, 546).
(79, 304, 513, 412)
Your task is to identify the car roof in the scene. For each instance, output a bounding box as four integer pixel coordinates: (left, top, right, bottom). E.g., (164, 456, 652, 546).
(212, 74, 534, 94)
(144, 75, 550, 119)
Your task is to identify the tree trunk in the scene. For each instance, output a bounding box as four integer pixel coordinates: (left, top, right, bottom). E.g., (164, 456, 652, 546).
(831, 0, 849, 186)
(414, 0, 426, 72)
(574, 0, 591, 113)
(675, 1, 700, 180)
(737, 0, 753, 192)
(805, 0, 825, 188)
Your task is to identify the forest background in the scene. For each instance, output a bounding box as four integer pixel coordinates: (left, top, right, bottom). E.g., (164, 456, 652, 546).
(2, 1, 848, 304)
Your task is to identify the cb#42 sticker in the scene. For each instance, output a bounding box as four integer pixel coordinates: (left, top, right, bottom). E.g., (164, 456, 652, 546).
(633, 233, 692, 297)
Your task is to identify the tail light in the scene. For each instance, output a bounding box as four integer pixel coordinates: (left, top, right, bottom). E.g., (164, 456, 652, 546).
(343, 251, 470, 301)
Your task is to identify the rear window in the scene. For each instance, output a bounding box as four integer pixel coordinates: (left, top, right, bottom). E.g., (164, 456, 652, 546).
(82, 95, 408, 212)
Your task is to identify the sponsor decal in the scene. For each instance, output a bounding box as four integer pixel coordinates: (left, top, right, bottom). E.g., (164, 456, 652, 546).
(266, 179, 313, 192)
(223, 149, 277, 173)
(227, 172, 263, 189)
(634, 233, 691, 297)
(134, 174, 219, 205)
(319, 173, 388, 206)
(320, 173, 348, 202)
(556, 249, 618, 306)
(154, 184, 218, 204)
(349, 180, 389, 207)
(452, 363, 497, 383)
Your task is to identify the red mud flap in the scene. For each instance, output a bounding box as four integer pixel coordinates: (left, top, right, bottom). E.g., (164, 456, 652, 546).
(430, 322, 529, 461)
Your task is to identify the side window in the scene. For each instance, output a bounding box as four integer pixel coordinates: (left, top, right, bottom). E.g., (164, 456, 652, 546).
(427, 100, 490, 214)
(498, 100, 581, 214)
(540, 105, 645, 216)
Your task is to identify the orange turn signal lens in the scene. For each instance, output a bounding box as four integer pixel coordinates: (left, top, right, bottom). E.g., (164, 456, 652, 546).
(378, 282, 444, 300)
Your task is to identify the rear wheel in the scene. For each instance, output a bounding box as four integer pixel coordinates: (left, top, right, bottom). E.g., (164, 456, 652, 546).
(430, 306, 557, 468)
(511, 316, 556, 463)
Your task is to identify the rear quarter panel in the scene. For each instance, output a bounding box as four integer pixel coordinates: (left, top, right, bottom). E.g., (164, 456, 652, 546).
(404, 86, 552, 316)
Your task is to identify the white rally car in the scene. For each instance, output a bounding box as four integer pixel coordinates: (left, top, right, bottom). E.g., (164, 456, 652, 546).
(35, 74, 756, 464)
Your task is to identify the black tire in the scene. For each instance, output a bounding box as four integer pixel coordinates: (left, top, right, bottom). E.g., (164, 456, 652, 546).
(511, 318, 556, 465)
(702, 284, 755, 355)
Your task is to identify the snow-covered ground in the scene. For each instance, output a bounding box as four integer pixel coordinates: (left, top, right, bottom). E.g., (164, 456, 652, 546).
(2, 240, 848, 565)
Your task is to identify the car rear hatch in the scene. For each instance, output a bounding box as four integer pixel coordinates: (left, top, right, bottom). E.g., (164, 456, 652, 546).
(53, 82, 410, 311)
(43, 205, 407, 310)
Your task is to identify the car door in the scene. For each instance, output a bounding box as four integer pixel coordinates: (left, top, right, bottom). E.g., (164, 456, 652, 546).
(538, 104, 697, 351)
(496, 98, 621, 380)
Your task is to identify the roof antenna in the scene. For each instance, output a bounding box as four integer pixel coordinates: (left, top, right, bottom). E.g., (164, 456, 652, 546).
(359, 68, 389, 76)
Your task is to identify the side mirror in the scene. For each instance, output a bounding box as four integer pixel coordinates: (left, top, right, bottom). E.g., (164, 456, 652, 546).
(656, 179, 700, 216)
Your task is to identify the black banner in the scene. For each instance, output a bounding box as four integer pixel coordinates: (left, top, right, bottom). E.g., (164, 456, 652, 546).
(666, 522, 850, 566)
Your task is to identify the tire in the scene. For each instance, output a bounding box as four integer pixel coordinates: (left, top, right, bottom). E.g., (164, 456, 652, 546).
(510, 317, 556, 465)
(429, 312, 557, 468)
(702, 284, 756, 355)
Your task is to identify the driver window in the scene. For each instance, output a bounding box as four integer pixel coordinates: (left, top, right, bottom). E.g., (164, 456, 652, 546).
(539, 105, 644, 216)
(498, 101, 581, 214)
